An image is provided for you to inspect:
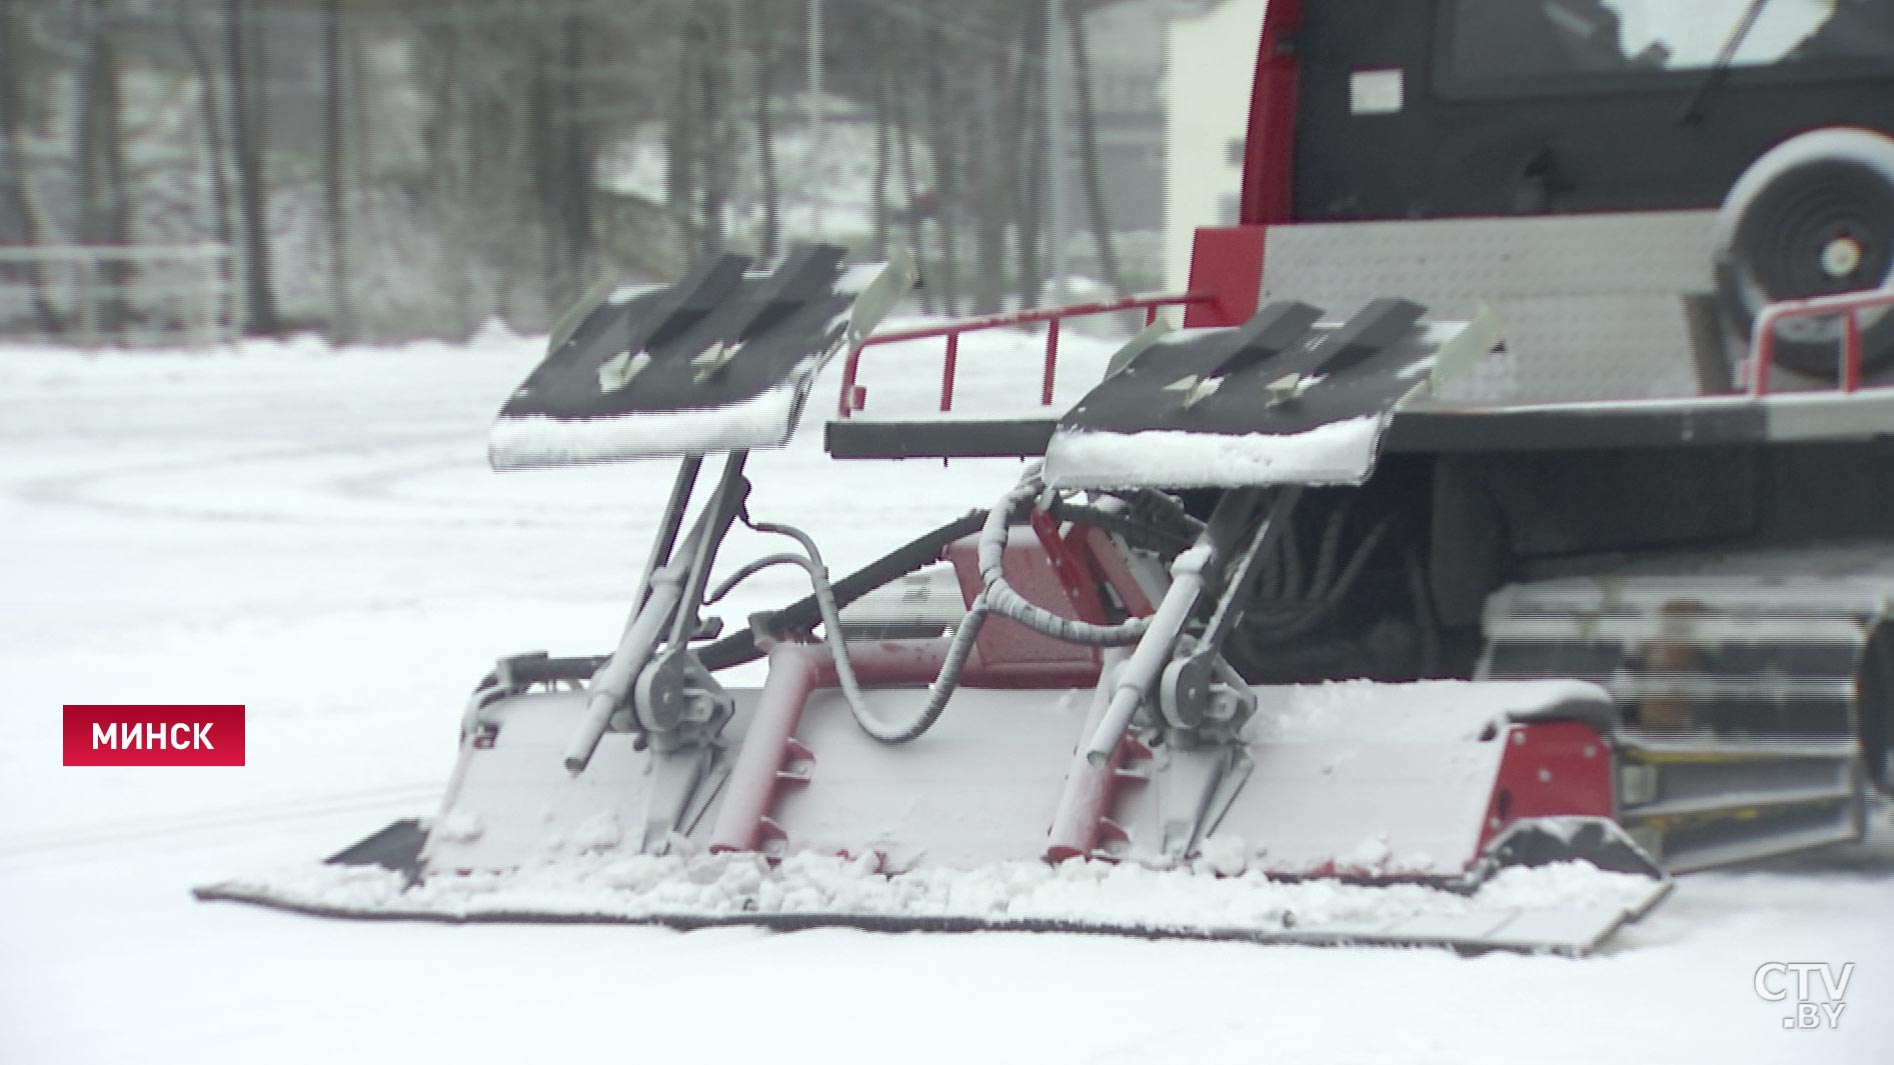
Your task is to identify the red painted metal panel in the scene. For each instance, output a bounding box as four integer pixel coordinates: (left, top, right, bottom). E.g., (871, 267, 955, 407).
(1238, 0, 1302, 226)
(1029, 510, 1111, 627)
(1184, 225, 1269, 327)
(707, 636, 1106, 857)
(1477, 721, 1617, 854)
(1071, 526, 1157, 618)
(945, 529, 1103, 672)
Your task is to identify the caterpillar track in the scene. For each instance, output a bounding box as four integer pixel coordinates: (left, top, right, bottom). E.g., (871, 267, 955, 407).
(1483, 552, 1894, 870)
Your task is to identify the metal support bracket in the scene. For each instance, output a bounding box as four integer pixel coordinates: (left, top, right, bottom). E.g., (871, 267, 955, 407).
(1073, 487, 1303, 858)
(563, 449, 751, 834)
(639, 740, 732, 854)
(1155, 741, 1255, 861)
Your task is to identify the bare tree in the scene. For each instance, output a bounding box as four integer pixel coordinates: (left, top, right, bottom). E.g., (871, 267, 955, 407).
(663, 5, 699, 256)
(1066, 0, 1126, 297)
(868, 43, 889, 261)
(0, 0, 61, 333)
(322, 0, 351, 340)
(1, 0, 1144, 345)
(1011, 1, 1048, 309)
(968, 49, 1007, 315)
(743, 0, 780, 261)
(225, 0, 279, 334)
(175, 5, 233, 253)
(694, 6, 728, 255)
(553, 10, 593, 286)
(888, 41, 932, 315)
(73, 0, 134, 332)
(524, 30, 553, 274)
(919, 21, 960, 315)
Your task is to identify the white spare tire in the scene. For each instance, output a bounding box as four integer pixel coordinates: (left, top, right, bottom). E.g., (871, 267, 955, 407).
(1714, 127, 1894, 380)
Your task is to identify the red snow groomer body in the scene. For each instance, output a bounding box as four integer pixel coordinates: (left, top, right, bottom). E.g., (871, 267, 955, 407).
(204, 0, 1894, 954)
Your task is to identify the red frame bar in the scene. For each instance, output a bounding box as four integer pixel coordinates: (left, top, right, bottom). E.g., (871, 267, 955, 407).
(1843, 311, 1864, 393)
(837, 291, 1212, 418)
(1749, 286, 1894, 396)
(1238, 0, 1301, 226)
(939, 332, 960, 412)
(1042, 319, 1061, 406)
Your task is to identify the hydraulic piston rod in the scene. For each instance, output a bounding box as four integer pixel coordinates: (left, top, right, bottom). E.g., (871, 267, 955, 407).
(564, 453, 751, 773)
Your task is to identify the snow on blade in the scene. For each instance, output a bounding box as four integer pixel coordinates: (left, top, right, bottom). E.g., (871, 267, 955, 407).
(835, 262, 894, 296)
(606, 282, 665, 305)
(198, 851, 1664, 953)
(1250, 679, 1611, 744)
(1042, 415, 1385, 490)
(489, 381, 806, 468)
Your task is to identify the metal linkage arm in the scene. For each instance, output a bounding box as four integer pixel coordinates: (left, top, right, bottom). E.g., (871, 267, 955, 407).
(1159, 486, 1303, 738)
(563, 452, 750, 774)
(658, 453, 752, 666)
(1082, 487, 1302, 764)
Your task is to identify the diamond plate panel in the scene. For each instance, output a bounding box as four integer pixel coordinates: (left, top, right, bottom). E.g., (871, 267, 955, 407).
(1437, 292, 1705, 404)
(1261, 211, 1720, 405)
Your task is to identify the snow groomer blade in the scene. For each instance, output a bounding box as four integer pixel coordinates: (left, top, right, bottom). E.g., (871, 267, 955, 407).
(489, 245, 915, 468)
(1042, 299, 1494, 490)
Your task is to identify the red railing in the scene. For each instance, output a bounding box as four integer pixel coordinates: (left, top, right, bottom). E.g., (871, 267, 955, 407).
(1749, 286, 1894, 396)
(837, 291, 1213, 419)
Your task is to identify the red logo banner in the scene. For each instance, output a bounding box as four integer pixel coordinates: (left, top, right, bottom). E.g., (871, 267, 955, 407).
(63, 705, 246, 766)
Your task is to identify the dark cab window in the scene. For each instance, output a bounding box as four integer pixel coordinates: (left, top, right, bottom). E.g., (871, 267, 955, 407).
(1441, 0, 1894, 94)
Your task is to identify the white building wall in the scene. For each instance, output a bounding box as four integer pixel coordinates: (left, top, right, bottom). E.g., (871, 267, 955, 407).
(1162, 0, 1268, 294)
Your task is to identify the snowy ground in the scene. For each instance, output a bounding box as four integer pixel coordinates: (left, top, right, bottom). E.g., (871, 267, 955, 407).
(2, 326, 1891, 1065)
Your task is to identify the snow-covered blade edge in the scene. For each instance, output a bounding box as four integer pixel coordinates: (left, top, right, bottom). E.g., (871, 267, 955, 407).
(195, 849, 1669, 956)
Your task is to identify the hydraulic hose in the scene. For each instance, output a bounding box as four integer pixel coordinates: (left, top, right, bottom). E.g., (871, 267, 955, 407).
(737, 519, 991, 744)
(729, 474, 1156, 743)
(697, 509, 988, 672)
(976, 479, 1151, 648)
